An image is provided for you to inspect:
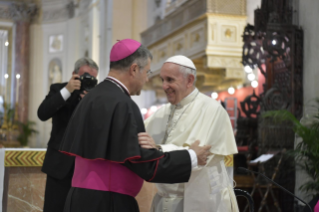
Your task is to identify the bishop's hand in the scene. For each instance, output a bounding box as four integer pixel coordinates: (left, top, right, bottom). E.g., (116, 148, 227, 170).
(189, 140, 211, 166)
(138, 132, 157, 149)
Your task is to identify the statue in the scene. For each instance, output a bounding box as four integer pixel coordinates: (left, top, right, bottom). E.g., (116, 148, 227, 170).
(49, 64, 62, 84)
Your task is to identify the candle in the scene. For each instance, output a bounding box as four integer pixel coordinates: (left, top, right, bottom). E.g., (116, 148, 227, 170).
(16, 74, 20, 103)
(4, 73, 8, 102)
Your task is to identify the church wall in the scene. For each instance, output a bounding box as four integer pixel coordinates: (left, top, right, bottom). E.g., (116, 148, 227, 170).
(28, 24, 44, 147)
(131, 0, 148, 42)
(246, 0, 261, 25)
(298, 0, 319, 103)
(111, 0, 156, 109)
(0, 20, 12, 98)
(28, 0, 103, 147)
(0, 20, 14, 106)
(112, 0, 148, 43)
(27, 0, 161, 146)
(98, 0, 113, 81)
(35, 21, 70, 148)
(293, 0, 319, 204)
(112, 0, 133, 43)
(90, 4, 100, 66)
(65, 17, 80, 77)
(31, 18, 81, 148)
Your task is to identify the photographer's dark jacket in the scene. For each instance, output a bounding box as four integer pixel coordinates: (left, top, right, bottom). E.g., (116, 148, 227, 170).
(38, 83, 79, 179)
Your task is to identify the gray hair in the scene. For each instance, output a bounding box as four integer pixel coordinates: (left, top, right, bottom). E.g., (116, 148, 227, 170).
(110, 45, 153, 71)
(74, 57, 99, 73)
(179, 66, 197, 85)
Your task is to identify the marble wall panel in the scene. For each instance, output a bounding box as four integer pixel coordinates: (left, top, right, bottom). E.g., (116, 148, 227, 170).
(6, 167, 46, 212)
(3, 166, 157, 212)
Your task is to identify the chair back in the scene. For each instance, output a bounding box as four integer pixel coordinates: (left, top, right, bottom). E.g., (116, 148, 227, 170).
(234, 189, 254, 212)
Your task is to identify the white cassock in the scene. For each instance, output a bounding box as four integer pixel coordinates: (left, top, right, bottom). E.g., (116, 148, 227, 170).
(145, 88, 239, 212)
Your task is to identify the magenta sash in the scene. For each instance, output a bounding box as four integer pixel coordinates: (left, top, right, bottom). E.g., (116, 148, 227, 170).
(72, 156, 144, 197)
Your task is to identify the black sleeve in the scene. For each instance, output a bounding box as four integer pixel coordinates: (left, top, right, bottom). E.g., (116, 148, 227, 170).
(37, 84, 67, 121)
(123, 148, 191, 184)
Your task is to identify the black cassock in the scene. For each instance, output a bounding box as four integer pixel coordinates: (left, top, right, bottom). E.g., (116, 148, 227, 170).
(60, 79, 192, 212)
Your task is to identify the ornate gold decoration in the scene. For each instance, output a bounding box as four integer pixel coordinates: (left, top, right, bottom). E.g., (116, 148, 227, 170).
(193, 33, 200, 42)
(159, 50, 166, 58)
(0, 102, 20, 147)
(5, 150, 46, 167)
(176, 42, 183, 51)
(225, 28, 232, 38)
(224, 155, 233, 167)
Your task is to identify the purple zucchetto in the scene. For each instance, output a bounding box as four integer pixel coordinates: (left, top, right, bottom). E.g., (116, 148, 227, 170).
(110, 39, 141, 62)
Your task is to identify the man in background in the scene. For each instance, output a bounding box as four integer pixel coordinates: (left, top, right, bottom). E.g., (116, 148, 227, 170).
(140, 55, 239, 212)
(38, 57, 99, 212)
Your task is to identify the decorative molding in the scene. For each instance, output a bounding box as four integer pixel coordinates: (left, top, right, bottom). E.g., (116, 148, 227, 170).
(78, 0, 92, 15)
(207, 56, 242, 69)
(221, 25, 236, 42)
(10, 3, 38, 22)
(66, 1, 79, 19)
(158, 49, 166, 59)
(141, 0, 206, 47)
(0, 3, 38, 22)
(225, 68, 244, 79)
(0, 5, 11, 20)
(207, 0, 246, 15)
(42, 6, 69, 23)
(5, 150, 46, 167)
(155, 0, 161, 8)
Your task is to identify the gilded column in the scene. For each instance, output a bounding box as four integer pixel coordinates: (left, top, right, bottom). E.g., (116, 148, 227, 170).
(10, 3, 37, 123)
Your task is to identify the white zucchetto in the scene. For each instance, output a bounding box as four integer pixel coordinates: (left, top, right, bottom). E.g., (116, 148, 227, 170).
(164, 55, 196, 70)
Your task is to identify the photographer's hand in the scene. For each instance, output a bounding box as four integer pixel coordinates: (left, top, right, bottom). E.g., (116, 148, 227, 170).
(66, 74, 81, 93)
(80, 90, 88, 99)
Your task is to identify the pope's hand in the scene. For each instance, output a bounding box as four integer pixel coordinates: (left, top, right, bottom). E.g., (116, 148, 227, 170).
(189, 140, 211, 166)
(65, 74, 81, 93)
(138, 132, 157, 149)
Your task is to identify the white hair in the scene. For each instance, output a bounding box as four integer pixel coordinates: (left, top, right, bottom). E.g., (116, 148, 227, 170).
(74, 57, 99, 73)
(179, 66, 197, 85)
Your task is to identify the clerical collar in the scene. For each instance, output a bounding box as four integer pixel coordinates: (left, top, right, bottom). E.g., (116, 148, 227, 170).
(105, 76, 130, 96)
(174, 88, 199, 108)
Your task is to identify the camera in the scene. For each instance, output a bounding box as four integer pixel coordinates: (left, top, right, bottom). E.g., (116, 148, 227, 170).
(78, 73, 98, 92)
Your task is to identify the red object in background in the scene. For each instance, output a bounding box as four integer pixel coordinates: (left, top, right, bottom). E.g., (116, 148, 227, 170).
(258, 65, 266, 95)
(217, 66, 265, 118)
(218, 86, 255, 118)
(143, 105, 163, 120)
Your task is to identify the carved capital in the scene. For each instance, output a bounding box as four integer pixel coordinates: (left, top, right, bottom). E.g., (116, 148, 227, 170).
(66, 2, 79, 19)
(207, 56, 242, 69)
(10, 3, 38, 22)
(0, 5, 11, 20)
(42, 6, 69, 23)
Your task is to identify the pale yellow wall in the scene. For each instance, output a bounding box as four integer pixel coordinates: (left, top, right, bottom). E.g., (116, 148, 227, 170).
(132, 0, 148, 41)
(112, 0, 133, 44)
(28, 24, 44, 147)
(112, 0, 148, 44)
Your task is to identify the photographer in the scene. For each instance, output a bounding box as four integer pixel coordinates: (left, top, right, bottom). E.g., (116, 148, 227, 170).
(38, 57, 99, 212)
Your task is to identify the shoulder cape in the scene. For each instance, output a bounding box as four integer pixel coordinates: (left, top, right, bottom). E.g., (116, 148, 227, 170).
(60, 80, 163, 163)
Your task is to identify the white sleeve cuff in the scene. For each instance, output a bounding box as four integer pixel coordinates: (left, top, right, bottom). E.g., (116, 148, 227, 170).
(160, 144, 188, 152)
(187, 149, 198, 169)
(60, 87, 71, 101)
